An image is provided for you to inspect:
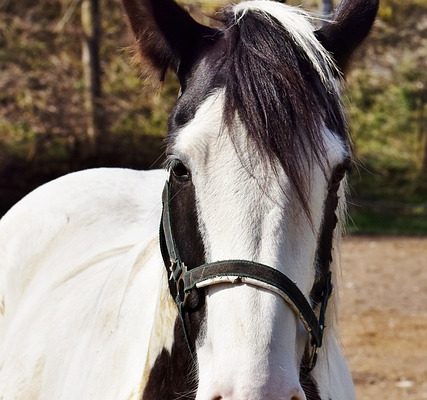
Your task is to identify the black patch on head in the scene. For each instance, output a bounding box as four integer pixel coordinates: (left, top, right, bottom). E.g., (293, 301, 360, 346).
(168, 168, 205, 270)
(162, 162, 207, 339)
(168, 40, 226, 133)
(147, 162, 207, 400)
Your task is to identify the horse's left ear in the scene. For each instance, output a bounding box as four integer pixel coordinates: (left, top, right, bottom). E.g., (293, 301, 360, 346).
(121, 0, 220, 80)
(315, 0, 379, 71)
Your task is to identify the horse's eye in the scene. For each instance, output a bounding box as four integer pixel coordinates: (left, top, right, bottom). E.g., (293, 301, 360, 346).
(171, 160, 191, 181)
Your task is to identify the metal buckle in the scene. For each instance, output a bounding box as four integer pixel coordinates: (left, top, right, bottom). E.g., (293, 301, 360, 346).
(169, 259, 183, 282)
(169, 259, 190, 307)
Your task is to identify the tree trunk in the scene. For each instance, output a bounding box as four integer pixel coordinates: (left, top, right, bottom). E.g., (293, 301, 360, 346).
(421, 134, 427, 177)
(321, 0, 334, 19)
(418, 106, 427, 191)
(81, 0, 103, 156)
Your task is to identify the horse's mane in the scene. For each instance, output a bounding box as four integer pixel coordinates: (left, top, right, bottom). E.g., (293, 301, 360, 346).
(220, 2, 349, 214)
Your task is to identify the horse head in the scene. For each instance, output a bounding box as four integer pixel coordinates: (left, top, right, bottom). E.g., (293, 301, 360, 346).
(122, 1, 378, 399)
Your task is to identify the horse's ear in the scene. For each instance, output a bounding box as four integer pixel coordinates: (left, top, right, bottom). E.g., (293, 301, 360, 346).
(315, 0, 379, 71)
(121, 0, 219, 80)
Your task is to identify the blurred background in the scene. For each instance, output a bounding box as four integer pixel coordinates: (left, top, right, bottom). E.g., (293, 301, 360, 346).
(0, 0, 426, 233)
(0, 1, 426, 398)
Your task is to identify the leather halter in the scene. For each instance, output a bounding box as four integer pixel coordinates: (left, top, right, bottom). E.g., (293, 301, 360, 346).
(159, 161, 349, 372)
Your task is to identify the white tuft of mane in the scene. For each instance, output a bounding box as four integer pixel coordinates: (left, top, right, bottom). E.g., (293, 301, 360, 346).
(233, 1, 340, 85)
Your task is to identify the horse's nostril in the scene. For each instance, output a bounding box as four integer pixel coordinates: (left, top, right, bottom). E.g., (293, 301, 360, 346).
(212, 397, 222, 400)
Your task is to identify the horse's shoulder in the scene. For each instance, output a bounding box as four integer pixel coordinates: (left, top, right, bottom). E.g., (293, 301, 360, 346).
(0, 167, 166, 244)
(2, 167, 165, 223)
(0, 168, 169, 398)
(0, 167, 166, 318)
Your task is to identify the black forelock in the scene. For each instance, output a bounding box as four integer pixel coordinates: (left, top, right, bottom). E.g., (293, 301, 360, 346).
(168, 6, 349, 215)
(221, 9, 348, 213)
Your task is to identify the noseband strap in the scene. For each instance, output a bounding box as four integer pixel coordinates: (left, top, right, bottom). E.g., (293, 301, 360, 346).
(159, 163, 348, 372)
(177, 260, 329, 349)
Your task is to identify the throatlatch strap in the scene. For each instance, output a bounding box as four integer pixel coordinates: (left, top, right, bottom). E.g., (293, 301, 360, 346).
(161, 183, 180, 264)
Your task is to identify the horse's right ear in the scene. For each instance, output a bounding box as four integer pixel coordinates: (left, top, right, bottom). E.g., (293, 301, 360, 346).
(122, 0, 220, 80)
(315, 0, 379, 72)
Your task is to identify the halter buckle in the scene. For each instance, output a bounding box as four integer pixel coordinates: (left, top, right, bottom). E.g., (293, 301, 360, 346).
(169, 259, 190, 307)
(169, 259, 183, 282)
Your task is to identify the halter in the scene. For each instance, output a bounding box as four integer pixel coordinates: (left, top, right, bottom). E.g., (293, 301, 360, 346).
(159, 161, 349, 372)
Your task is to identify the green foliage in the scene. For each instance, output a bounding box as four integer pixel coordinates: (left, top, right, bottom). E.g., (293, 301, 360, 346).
(349, 209, 427, 236)
(345, 0, 427, 208)
(347, 65, 422, 192)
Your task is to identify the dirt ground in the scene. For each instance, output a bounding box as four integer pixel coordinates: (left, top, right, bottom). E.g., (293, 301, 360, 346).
(340, 237, 427, 400)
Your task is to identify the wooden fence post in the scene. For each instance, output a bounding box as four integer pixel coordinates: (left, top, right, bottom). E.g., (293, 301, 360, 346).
(321, 0, 334, 19)
(81, 0, 103, 156)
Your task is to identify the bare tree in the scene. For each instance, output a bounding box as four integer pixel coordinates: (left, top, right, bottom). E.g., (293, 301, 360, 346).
(417, 99, 427, 191)
(81, 0, 103, 155)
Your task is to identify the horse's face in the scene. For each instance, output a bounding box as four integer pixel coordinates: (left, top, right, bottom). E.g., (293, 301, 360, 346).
(169, 94, 345, 400)
(123, 0, 378, 398)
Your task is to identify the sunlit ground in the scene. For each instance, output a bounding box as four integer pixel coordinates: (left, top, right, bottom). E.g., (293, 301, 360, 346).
(340, 237, 427, 400)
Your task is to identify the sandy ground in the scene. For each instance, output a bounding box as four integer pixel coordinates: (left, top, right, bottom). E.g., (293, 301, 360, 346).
(340, 237, 427, 400)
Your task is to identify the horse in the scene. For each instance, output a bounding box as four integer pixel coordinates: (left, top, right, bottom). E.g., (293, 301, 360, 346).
(0, 0, 378, 399)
